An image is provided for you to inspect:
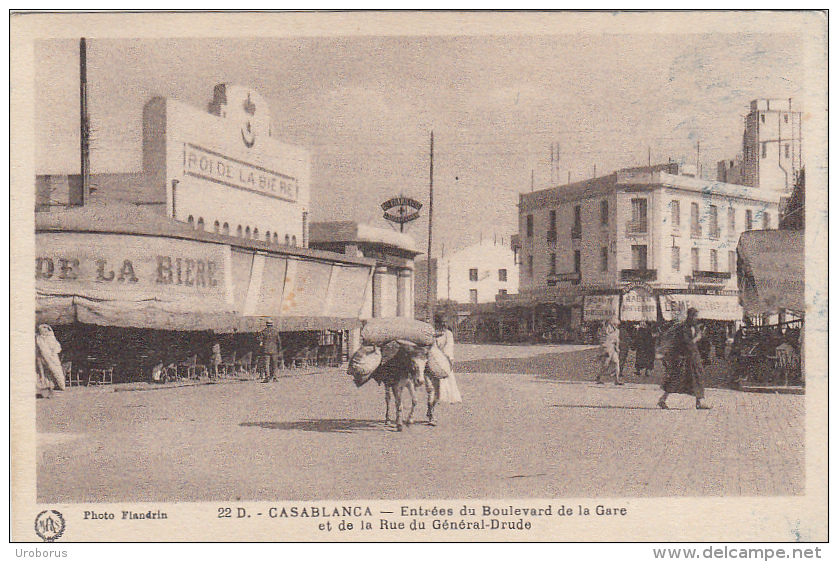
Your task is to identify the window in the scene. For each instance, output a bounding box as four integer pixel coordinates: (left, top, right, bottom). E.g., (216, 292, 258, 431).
(236, 225, 243, 237)
(273, 233, 279, 244)
(761, 114, 766, 124)
(469, 289, 478, 304)
(187, 215, 195, 228)
(671, 200, 680, 228)
(600, 200, 609, 226)
(526, 214, 533, 237)
(265, 230, 271, 242)
(574, 250, 581, 274)
(499, 289, 507, 296)
(691, 202, 701, 237)
(785, 144, 790, 159)
(745, 210, 753, 231)
(571, 205, 582, 239)
(245, 226, 251, 239)
(214, 220, 220, 234)
(549, 210, 557, 233)
(197, 217, 204, 231)
(631, 245, 648, 270)
(527, 255, 533, 277)
(763, 212, 771, 229)
(728, 207, 735, 233)
(498, 268, 507, 282)
(285, 234, 290, 245)
(253, 227, 259, 239)
(630, 198, 648, 233)
(600, 247, 608, 272)
(784, 113, 789, 124)
(549, 253, 557, 275)
(223, 222, 229, 236)
(291, 235, 297, 247)
(709, 205, 719, 238)
(761, 142, 767, 158)
(729, 251, 736, 274)
(671, 246, 681, 272)
(710, 249, 718, 272)
(469, 268, 478, 282)
(691, 248, 700, 272)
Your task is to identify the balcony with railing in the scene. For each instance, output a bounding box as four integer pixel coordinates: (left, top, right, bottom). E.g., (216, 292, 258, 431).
(625, 220, 648, 235)
(690, 224, 702, 239)
(570, 225, 581, 240)
(709, 226, 721, 240)
(546, 229, 557, 245)
(620, 268, 657, 282)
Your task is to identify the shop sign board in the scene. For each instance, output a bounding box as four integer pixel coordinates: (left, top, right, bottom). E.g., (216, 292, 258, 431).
(620, 289, 658, 322)
(583, 294, 619, 322)
(36, 232, 232, 310)
(660, 293, 742, 321)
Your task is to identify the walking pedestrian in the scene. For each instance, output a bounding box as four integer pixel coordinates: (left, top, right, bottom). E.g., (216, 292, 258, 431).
(259, 320, 282, 382)
(633, 321, 656, 378)
(657, 307, 711, 410)
(596, 316, 623, 385)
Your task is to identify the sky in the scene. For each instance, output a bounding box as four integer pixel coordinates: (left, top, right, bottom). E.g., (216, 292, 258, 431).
(34, 27, 805, 257)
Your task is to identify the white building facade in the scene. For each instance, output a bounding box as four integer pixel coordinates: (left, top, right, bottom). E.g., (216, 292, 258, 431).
(513, 164, 784, 333)
(436, 239, 519, 304)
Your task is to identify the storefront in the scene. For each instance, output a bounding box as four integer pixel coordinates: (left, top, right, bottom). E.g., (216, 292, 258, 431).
(36, 202, 377, 382)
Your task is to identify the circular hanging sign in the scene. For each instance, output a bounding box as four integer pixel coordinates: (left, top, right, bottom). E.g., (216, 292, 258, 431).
(381, 197, 422, 224)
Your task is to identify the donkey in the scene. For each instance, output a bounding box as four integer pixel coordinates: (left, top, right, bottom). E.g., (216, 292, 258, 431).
(371, 343, 430, 431)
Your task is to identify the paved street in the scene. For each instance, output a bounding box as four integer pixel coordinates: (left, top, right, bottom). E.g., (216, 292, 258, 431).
(37, 345, 804, 503)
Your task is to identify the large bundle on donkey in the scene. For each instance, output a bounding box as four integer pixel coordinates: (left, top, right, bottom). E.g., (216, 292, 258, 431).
(347, 319, 434, 430)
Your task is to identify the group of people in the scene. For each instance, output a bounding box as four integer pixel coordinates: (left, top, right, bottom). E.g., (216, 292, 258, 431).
(596, 319, 656, 385)
(597, 307, 711, 410)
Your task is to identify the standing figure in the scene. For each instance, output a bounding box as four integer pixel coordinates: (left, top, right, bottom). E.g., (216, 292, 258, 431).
(210, 341, 222, 378)
(633, 321, 656, 378)
(657, 308, 711, 410)
(36, 324, 65, 397)
(259, 320, 282, 382)
(596, 317, 623, 385)
(425, 316, 461, 426)
(618, 323, 632, 378)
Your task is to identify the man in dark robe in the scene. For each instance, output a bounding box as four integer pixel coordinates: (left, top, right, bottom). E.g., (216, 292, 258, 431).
(657, 308, 711, 410)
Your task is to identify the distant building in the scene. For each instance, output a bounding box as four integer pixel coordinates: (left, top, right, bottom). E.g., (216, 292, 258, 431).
(436, 239, 519, 304)
(718, 98, 803, 192)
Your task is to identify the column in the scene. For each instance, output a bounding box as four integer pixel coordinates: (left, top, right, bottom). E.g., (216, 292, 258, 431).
(397, 269, 413, 318)
(372, 265, 388, 318)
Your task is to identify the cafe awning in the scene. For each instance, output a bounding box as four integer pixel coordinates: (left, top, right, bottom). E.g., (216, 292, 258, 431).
(35, 204, 374, 332)
(737, 229, 804, 316)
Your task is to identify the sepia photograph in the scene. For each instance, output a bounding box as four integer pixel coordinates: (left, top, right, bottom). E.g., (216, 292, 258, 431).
(10, 10, 828, 544)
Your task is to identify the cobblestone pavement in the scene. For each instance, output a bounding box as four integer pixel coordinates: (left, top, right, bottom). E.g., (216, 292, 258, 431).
(37, 348, 804, 503)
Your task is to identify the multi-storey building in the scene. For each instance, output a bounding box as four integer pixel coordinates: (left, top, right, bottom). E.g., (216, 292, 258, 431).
(435, 239, 519, 305)
(506, 163, 784, 338)
(718, 98, 803, 192)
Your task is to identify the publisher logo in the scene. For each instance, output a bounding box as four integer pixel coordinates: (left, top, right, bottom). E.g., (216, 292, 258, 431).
(35, 510, 65, 542)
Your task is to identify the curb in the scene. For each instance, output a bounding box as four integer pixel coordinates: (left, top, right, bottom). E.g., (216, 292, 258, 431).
(737, 384, 805, 395)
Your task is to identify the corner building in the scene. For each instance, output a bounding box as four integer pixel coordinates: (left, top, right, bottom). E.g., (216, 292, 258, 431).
(511, 164, 784, 339)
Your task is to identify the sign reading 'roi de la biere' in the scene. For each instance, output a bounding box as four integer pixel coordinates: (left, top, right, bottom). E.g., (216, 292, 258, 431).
(183, 143, 299, 203)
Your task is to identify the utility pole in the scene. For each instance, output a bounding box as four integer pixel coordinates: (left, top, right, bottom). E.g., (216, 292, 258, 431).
(79, 37, 90, 205)
(426, 131, 434, 323)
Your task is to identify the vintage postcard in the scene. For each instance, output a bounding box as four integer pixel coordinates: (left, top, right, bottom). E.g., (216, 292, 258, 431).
(10, 11, 828, 545)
